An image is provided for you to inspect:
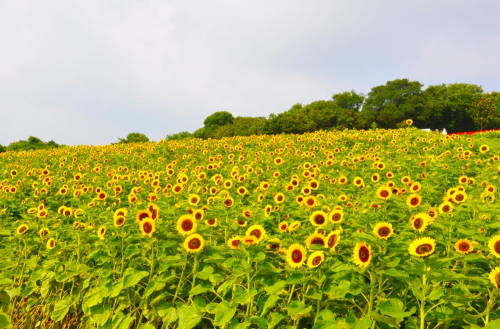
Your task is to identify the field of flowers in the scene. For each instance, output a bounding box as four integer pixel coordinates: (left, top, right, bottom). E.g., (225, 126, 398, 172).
(1, 126, 500, 329)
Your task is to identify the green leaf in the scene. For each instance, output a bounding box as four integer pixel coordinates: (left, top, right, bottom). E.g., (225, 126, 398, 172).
(0, 291, 9, 310)
(261, 294, 280, 317)
(355, 318, 373, 329)
(287, 300, 312, 319)
(267, 281, 287, 295)
(196, 265, 214, 280)
(157, 301, 178, 324)
(376, 299, 416, 319)
(122, 267, 149, 289)
(51, 296, 72, 322)
(267, 312, 285, 328)
(124, 244, 141, 259)
(326, 280, 350, 299)
(144, 273, 175, 298)
(484, 318, 500, 329)
(178, 303, 202, 329)
(112, 311, 135, 329)
(384, 268, 409, 279)
(286, 273, 306, 284)
(90, 302, 112, 325)
(0, 312, 11, 329)
(214, 300, 237, 326)
(428, 288, 444, 301)
(189, 281, 213, 296)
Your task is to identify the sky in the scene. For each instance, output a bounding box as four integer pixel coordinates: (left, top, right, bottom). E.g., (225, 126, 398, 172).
(1, 1, 499, 146)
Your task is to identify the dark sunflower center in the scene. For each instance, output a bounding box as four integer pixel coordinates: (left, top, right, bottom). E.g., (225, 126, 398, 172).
(143, 222, 152, 234)
(333, 213, 341, 221)
(378, 227, 389, 237)
(277, 196, 283, 201)
(456, 195, 464, 201)
(381, 190, 389, 197)
(182, 220, 193, 231)
(189, 238, 200, 249)
(443, 206, 450, 212)
(459, 243, 469, 251)
(281, 224, 287, 230)
(328, 235, 337, 248)
(207, 219, 215, 225)
(411, 198, 419, 206)
(50, 240, 55, 247)
(312, 256, 322, 265)
(232, 240, 240, 247)
(494, 241, 500, 254)
(359, 247, 369, 262)
(195, 213, 202, 220)
(314, 215, 325, 225)
(292, 250, 303, 263)
(307, 199, 314, 205)
(414, 219, 423, 229)
(416, 244, 432, 254)
(310, 237, 324, 245)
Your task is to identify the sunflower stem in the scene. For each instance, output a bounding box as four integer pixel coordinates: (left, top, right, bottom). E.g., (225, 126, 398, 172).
(172, 263, 186, 303)
(420, 273, 427, 329)
(368, 272, 376, 317)
(485, 289, 494, 325)
(287, 284, 296, 305)
(189, 254, 198, 304)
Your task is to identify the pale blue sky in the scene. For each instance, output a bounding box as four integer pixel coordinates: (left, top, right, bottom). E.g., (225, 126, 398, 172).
(1, 1, 499, 145)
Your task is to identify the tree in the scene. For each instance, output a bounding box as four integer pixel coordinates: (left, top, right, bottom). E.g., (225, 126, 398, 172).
(6, 136, 60, 152)
(0, 144, 6, 153)
(203, 111, 234, 127)
(466, 96, 499, 131)
(166, 131, 192, 141)
(358, 79, 427, 129)
(424, 83, 483, 133)
(118, 133, 150, 144)
(332, 91, 365, 112)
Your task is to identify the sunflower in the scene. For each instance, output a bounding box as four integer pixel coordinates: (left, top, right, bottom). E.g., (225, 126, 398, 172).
(176, 214, 197, 236)
(489, 267, 500, 288)
(184, 234, 205, 253)
(39, 228, 49, 239)
(192, 209, 204, 220)
(305, 233, 326, 248)
(205, 218, 217, 227)
(274, 192, 285, 204)
(228, 236, 243, 250)
(188, 194, 200, 206)
(406, 119, 413, 126)
(309, 211, 328, 227)
(479, 145, 490, 154)
(328, 209, 343, 224)
(266, 238, 281, 250)
(278, 221, 289, 232)
(140, 218, 156, 238)
(327, 230, 341, 250)
(136, 210, 152, 223)
(406, 194, 422, 208)
(411, 213, 429, 233)
(455, 239, 473, 254)
(17, 224, 28, 235)
(286, 244, 307, 268)
(37, 209, 49, 219)
(148, 204, 160, 220)
(303, 196, 316, 207)
(488, 235, 500, 258)
(97, 226, 107, 240)
(46, 238, 56, 249)
(376, 185, 392, 200)
(288, 221, 301, 232)
(409, 237, 436, 257)
(307, 251, 325, 268)
(114, 216, 126, 227)
(246, 225, 267, 243)
(439, 202, 453, 214)
(223, 197, 234, 208)
(373, 222, 393, 240)
(243, 236, 258, 246)
(452, 191, 467, 203)
(353, 242, 372, 268)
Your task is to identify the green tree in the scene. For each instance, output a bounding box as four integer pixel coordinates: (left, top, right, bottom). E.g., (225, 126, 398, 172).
(0, 144, 6, 153)
(203, 111, 234, 127)
(424, 83, 483, 132)
(332, 91, 365, 112)
(6, 136, 60, 152)
(118, 133, 150, 144)
(358, 79, 427, 129)
(166, 131, 192, 141)
(466, 96, 499, 131)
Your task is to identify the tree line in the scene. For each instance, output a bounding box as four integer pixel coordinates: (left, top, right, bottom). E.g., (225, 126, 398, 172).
(2, 78, 498, 151)
(168, 79, 500, 140)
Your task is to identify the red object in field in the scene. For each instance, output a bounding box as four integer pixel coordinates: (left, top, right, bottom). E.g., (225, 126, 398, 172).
(449, 129, 500, 136)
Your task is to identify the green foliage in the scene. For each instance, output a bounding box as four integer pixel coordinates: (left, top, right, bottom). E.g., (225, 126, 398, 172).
(166, 131, 192, 141)
(203, 111, 234, 127)
(332, 90, 365, 112)
(118, 133, 150, 144)
(467, 96, 499, 131)
(4, 136, 61, 152)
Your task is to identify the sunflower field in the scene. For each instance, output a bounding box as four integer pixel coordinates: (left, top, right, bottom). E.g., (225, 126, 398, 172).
(1, 127, 500, 329)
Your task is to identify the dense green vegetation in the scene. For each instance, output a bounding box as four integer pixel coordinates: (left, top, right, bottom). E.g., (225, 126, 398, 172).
(169, 79, 500, 141)
(0, 136, 62, 153)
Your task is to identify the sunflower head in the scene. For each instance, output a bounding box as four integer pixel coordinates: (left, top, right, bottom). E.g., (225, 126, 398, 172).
(176, 214, 197, 236)
(326, 230, 341, 250)
(376, 185, 392, 200)
(288, 221, 301, 232)
(373, 222, 394, 240)
(406, 194, 422, 208)
(488, 235, 500, 258)
(246, 225, 267, 243)
(97, 226, 107, 240)
(286, 244, 307, 268)
(328, 210, 343, 224)
(309, 211, 328, 227)
(17, 224, 29, 235)
(353, 242, 372, 268)
(455, 239, 473, 254)
(114, 216, 126, 227)
(46, 238, 56, 249)
(184, 234, 205, 253)
(136, 210, 152, 223)
(278, 221, 289, 232)
(266, 238, 281, 250)
(228, 236, 243, 250)
(489, 266, 500, 288)
(140, 218, 156, 238)
(307, 251, 325, 268)
(39, 228, 50, 239)
(439, 202, 453, 214)
(305, 233, 326, 248)
(409, 237, 436, 258)
(411, 213, 429, 233)
(205, 218, 218, 227)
